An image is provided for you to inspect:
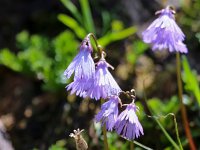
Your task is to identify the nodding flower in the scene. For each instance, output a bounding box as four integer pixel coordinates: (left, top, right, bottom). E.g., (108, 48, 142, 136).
(142, 6, 188, 53)
(114, 103, 144, 140)
(95, 95, 120, 131)
(64, 35, 95, 80)
(87, 58, 121, 100)
(64, 35, 95, 97)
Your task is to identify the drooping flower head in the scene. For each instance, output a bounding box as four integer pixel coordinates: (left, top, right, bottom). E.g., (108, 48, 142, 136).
(64, 35, 95, 80)
(114, 103, 143, 140)
(66, 77, 93, 98)
(64, 35, 95, 97)
(142, 6, 188, 53)
(88, 56, 122, 100)
(95, 95, 120, 131)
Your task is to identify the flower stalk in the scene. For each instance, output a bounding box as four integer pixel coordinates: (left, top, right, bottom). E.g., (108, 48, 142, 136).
(176, 52, 196, 150)
(130, 142, 134, 150)
(88, 33, 103, 56)
(101, 98, 109, 150)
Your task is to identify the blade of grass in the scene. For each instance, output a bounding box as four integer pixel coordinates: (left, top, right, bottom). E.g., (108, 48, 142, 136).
(101, 11, 111, 35)
(79, 0, 95, 33)
(58, 14, 86, 39)
(60, 0, 82, 24)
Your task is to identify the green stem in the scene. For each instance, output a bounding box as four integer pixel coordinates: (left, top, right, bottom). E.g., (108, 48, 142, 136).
(133, 141, 153, 150)
(149, 113, 183, 150)
(176, 52, 196, 150)
(172, 114, 183, 150)
(101, 99, 109, 150)
(142, 80, 180, 150)
(130, 141, 134, 150)
(155, 119, 180, 150)
(88, 33, 103, 55)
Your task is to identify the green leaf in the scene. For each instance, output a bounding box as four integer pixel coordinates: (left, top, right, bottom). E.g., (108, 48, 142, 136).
(182, 55, 200, 106)
(152, 116, 180, 150)
(52, 31, 78, 86)
(16, 30, 30, 49)
(49, 145, 65, 150)
(0, 48, 22, 71)
(101, 11, 111, 35)
(60, 0, 82, 24)
(58, 14, 87, 39)
(148, 97, 179, 115)
(79, 0, 95, 33)
(18, 48, 52, 77)
(98, 26, 137, 47)
(111, 20, 124, 31)
(126, 40, 148, 65)
(53, 31, 78, 62)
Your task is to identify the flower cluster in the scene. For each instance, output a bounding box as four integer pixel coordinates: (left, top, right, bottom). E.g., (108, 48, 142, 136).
(64, 34, 143, 140)
(65, 5, 188, 142)
(142, 6, 187, 53)
(65, 35, 121, 99)
(95, 95, 144, 140)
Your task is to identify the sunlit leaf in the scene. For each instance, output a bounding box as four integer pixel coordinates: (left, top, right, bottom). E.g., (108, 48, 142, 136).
(60, 0, 82, 24)
(111, 20, 124, 31)
(0, 48, 22, 71)
(126, 40, 148, 65)
(79, 0, 95, 33)
(98, 26, 137, 47)
(148, 97, 179, 115)
(182, 55, 200, 106)
(58, 14, 86, 39)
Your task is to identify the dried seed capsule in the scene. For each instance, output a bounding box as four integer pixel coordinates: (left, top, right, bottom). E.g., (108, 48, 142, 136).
(69, 128, 88, 150)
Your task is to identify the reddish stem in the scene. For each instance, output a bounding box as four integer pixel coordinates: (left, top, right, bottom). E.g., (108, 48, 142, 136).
(176, 52, 196, 150)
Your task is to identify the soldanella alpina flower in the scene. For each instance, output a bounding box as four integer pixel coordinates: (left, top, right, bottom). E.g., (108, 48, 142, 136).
(66, 77, 93, 98)
(88, 57, 121, 100)
(95, 95, 120, 131)
(64, 35, 95, 97)
(64, 35, 95, 80)
(142, 6, 188, 53)
(114, 103, 143, 140)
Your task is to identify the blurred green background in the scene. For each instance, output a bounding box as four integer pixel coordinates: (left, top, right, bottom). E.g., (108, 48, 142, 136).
(0, 0, 200, 149)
